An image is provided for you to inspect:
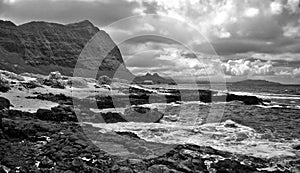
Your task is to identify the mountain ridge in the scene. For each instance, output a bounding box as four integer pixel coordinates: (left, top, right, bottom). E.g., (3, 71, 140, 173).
(134, 73, 176, 84)
(0, 19, 131, 78)
(231, 79, 282, 86)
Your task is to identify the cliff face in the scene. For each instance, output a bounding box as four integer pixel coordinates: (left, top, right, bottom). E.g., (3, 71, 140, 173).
(0, 20, 131, 78)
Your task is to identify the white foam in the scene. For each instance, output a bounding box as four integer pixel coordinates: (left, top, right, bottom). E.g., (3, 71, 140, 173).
(256, 104, 300, 110)
(84, 120, 298, 159)
(229, 91, 300, 100)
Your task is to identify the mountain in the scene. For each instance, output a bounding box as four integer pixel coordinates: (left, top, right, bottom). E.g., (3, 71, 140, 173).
(134, 73, 176, 84)
(232, 79, 282, 86)
(0, 20, 132, 78)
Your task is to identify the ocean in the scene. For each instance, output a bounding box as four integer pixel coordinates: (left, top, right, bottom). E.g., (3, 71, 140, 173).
(86, 84, 300, 159)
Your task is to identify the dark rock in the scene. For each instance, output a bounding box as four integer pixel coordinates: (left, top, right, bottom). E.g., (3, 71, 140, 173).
(20, 80, 42, 89)
(27, 93, 73, 105)
(226, 94, 264, 105)
(293, 144, 300, 150)
(115, 131, 141, 139)
(39, 156, 54, 168)
(224, 123, 238, 128)
(100, 112, 127, 123)
(123, 106, 164, 123)
(98, 75, 112, 85)
(0, 97, 11, 110)
(0, 97, 12, 130)
(211, 159, 257, 173)
(36, 105, 77, 122)
(36, 109, 53, 120)
(0, 81, 10, 93)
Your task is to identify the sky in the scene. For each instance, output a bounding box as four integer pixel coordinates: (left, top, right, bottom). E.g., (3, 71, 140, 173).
(0, 0, 300, 84)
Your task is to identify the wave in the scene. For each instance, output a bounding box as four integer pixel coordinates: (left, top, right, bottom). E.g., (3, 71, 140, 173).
(256, 104, 300, 110)
(229, 91, 300, 100)
(84, 120, 299, 159)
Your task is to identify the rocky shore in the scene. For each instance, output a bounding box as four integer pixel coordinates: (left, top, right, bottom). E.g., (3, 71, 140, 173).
(1, 108, 299, 173)
(1, 71, 299, 172)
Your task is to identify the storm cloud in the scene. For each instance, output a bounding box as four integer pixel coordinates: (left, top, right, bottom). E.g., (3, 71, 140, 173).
(1, 0, 300, 83)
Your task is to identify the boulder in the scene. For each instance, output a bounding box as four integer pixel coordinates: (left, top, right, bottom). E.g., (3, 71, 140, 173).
(226, 94, 264, 105)
(98, 75, 112, 85)
(0, 75, 10, 93)
(42, 78, 66, 89)
(293, 144, 300, 150)
(101, 112, 127, 123)
(36, 105, 77, 122)
(0, 97, 11, 110)
(0, 97, 12, 130)
(49, 71, 62, 80)
(123, 106, 164, 123)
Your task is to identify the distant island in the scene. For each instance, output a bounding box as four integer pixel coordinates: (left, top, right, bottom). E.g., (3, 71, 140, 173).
(133, 73, 176, 85)
(230, 79, 282, 86)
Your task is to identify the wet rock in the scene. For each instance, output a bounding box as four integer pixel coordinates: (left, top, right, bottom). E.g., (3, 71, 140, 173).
(226, 94, 264, 105)
(224, 123, 238, 128)
(293, 144, 300, 150)
(115, 131, 141, 139)
(123, 106, 164, 123)
(101, 112, 127, 123)
(95, 96, 116, 109)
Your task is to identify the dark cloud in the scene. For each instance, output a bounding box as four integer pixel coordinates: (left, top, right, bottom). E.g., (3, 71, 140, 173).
(196, 37, 300, 55)
(124, 35, 181, 45)
(0, 0, 139, 27)
(142, 1, 159, 14)
(227, 16, 283, 40)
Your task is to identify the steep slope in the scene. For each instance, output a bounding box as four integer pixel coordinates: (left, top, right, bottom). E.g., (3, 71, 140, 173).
(0, 20, 131, 78)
